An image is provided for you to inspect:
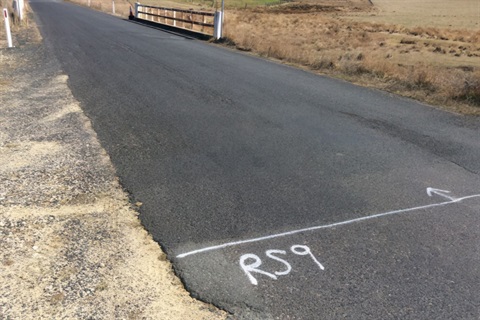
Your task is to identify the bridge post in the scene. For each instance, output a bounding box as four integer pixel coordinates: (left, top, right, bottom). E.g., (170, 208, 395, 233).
(214, 11, 223, 40)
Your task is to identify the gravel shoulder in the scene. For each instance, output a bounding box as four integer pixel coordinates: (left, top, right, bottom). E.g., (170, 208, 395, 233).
(0, 15, 226, 320)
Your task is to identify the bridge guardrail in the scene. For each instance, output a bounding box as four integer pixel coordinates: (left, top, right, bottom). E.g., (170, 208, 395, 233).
(134, 3, 223, 39)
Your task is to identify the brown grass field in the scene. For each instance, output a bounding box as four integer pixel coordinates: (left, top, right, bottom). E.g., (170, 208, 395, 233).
(222, 0, 480, 114)
(0, 0, 31, 29)
(351, 0, 479, 30)
(3, 0, 479, 114)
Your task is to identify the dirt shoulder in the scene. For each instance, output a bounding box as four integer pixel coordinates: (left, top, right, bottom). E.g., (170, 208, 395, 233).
(0, 14, 226, 320)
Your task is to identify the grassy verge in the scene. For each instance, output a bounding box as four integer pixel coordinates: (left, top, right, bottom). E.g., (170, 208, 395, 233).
(73, 0, 133, 17)
(222, 1, 480, 115)
(0, 0, 31, 30)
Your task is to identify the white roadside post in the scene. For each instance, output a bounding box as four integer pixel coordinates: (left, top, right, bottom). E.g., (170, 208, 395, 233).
(213, 10, 222, 40)
(112, 0, 115, 14)
(135, 2, 139, 18)
(3, 8, 13, 48)
(18, 0, 24, 21)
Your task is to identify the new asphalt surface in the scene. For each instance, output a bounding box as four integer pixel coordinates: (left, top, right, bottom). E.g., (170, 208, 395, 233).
(31, 1, 480, 318)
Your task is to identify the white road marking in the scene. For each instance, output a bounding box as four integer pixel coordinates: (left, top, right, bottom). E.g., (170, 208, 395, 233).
(426, 187, 457, 201)
(290, 245, 324, 270)
(239, 245, 323, 285)
(176, 189, 480, 259)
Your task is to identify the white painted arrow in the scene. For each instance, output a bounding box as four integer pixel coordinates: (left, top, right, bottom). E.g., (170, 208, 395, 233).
(426, 187, 457, 201)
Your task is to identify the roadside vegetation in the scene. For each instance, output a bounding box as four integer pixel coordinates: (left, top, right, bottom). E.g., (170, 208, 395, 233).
(55, 0, 480, 114)
(1, 0, 15, 22)
(222, 0, 480, 114)
(0, 0, 30, 27)
(1, 0, 35, 92)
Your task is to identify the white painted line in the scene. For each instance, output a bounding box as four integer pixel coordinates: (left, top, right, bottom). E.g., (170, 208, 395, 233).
(176, 190, 480, 259)
(426, 187, 456, 201)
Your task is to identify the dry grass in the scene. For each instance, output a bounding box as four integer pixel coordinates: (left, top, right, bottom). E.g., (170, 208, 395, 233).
(349, 0, 480, 30)
(0, 0, 14, 23)
(0, 0, 14, 45)
(223, 1, 480, 114)
(86, 0, 132, 17)
(0, 0, 39, 55)
(0, 0, 31, 31)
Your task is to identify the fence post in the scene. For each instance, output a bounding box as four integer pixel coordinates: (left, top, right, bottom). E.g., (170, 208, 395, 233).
(135, 2, 139, 18)
(214, 11, 223, 40)
(3, 9, 13, 48)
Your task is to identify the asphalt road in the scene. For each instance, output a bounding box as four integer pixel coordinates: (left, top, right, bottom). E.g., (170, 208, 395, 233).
(31, 1, 480, 318)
